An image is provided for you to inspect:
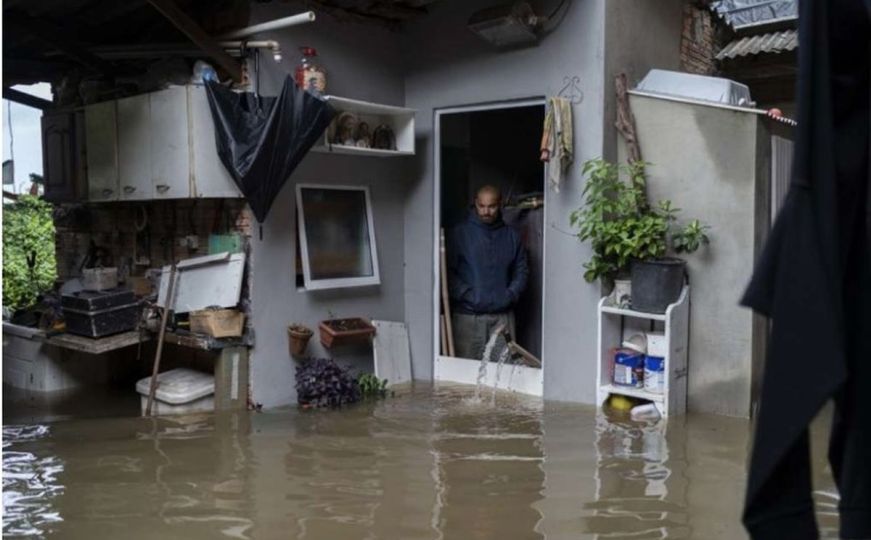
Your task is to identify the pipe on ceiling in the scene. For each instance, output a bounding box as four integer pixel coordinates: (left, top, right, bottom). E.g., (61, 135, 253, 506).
(220, 11, 316, 39)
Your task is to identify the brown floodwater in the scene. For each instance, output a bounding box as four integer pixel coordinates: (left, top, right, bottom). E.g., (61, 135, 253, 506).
(3, 384, 840, 539)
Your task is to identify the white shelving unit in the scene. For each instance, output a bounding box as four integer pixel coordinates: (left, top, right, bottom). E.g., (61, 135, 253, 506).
(312, 95, 415, 157)
(596, 286, 690, 417)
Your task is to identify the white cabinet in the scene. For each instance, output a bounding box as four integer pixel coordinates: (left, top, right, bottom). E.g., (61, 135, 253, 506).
(82, 85, 258, 201)
(117, 94, 153, 200)
(189, 86, 241, 198)
(85, 101, 119, 201)
(596, 286, 690, 417)
(150, 86, 191, 199)
(312, 95, 415, 157)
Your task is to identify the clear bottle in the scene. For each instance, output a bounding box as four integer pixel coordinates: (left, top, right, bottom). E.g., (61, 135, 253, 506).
(295, 47, 326, 95)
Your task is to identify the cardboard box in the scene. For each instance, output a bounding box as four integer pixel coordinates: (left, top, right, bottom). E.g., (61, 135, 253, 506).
(189, 309, 245, 338)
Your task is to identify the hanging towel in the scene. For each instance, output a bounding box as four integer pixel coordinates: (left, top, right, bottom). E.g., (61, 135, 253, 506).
(539, 97, 573, 192)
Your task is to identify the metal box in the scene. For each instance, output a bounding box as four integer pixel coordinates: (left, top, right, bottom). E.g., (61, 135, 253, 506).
(62, 288, 136, 311)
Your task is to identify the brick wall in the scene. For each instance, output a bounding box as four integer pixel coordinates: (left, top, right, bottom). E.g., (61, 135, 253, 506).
(54, 199, 253, 283)
(680, 3, 717, 75)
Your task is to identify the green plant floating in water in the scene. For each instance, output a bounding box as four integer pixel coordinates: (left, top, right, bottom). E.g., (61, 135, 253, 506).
(357, 373, 389, 399)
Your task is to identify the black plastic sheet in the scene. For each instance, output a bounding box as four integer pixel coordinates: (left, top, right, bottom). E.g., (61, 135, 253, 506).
(204, 77, 335, 223)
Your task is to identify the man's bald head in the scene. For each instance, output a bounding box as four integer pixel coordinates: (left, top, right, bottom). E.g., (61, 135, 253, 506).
(474, 185, 502, 224)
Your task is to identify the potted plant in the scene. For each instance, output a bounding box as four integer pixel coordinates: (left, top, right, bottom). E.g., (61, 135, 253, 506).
(318, 314, 376, 348)
(570, 158, 710, 313)
(288, 323, 314, 357)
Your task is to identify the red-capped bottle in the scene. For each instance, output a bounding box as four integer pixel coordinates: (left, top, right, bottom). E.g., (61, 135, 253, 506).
(295, 47, 326, 95)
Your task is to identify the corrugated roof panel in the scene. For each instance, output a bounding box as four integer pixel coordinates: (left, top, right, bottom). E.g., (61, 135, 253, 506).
(716, 29, 798, 60)
(710, 0, 798, 29)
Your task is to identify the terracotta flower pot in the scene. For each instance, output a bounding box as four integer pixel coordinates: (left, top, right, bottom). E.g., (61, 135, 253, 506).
(318, 318, 376, 349)
(288, 324, 313, 357)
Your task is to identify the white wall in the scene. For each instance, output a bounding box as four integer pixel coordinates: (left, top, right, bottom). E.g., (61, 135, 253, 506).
(401, 0, 684, 403)
(621, 94, 770, 417)
(247, 2, 410, 408)
(602, 0, 685, 160)
(401, 0, 607, 403)
(245, 0, 688, 407)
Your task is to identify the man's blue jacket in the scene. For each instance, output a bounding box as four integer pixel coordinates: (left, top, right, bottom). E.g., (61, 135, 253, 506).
(447, 210, 529, 314)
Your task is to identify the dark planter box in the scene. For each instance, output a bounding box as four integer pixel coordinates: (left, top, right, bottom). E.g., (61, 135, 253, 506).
(318, 318, 376, 349)
(63, 302, 141, 338)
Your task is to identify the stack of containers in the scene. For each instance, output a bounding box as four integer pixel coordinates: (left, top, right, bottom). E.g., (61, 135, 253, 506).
(643, 332, 666, 394)
(612, 332, 667, 394)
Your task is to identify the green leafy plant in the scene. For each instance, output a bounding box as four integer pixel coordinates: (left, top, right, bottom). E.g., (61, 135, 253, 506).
(357, 373, 388, 399)
(672, 219, 711, 254)
(570, 158, 710, 283)
(3, 195, 57, 311)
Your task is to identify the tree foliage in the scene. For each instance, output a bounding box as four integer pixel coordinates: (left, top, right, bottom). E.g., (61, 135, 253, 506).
(3, 195, 57, 311)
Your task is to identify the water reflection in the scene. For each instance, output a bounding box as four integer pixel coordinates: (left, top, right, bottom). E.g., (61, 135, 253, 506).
(588, 414, 688, 538)
(2, 385, 841, 539)
(430, 391, 545, 540)
(3, 425, 65, 537)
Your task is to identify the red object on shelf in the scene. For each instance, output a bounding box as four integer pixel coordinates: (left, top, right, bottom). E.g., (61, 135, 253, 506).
(295, 47, 326, 94)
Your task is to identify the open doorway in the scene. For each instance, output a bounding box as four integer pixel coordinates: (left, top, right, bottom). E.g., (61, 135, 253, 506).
(434, 100, 546, 395)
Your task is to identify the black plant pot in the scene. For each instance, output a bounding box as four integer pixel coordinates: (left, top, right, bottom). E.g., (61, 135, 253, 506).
(630, 258, 686, 313)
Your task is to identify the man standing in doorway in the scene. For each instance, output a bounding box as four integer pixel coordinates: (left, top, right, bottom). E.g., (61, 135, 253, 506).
(447, 185, 529, 359)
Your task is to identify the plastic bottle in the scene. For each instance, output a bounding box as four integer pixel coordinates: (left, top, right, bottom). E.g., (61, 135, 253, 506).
(630, 403, 661, 421)
(295, 47, 326, 95)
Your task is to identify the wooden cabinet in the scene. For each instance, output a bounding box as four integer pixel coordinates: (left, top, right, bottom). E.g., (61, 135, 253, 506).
(81, 85, 243, 202)
(150, 86, 191, 199)
(85, 101, 119, 201)
(117, 94, 153, 200)
(42, 111, 84, 202)
(189, 86, 241, 198)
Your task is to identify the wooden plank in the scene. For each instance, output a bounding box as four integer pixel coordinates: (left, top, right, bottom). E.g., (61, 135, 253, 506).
(439, 229, 455, 356)
(147, 0, 242, 82)
(162, 330, 244, 350)
(162, 330, 212, 350)
(46, 331, 144, 354)
(2, 87, 53, 110)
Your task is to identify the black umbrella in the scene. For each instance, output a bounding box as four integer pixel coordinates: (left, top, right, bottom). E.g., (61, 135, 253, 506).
(204, 76, 335, 223)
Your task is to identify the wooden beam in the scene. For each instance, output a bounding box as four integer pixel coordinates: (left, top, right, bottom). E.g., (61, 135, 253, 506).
(147, 0, 242, 82)
(6, 11, 114, 77)
(3, 87, 53, 110)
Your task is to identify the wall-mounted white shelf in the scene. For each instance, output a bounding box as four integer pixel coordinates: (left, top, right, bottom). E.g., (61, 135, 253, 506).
(312, 95, 415, 157)
(596, 286, 690, 417)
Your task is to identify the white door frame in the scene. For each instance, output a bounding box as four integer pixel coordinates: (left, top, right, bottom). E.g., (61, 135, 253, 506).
(432, 98, 547, 396)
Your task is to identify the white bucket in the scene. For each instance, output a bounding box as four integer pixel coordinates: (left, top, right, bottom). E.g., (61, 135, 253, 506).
(136, 368, 215, 416)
